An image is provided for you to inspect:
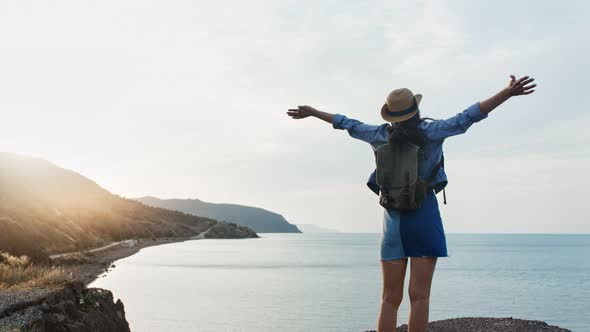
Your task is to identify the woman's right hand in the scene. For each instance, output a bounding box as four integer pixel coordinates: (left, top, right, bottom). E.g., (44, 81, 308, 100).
(287, 105, 318, 119)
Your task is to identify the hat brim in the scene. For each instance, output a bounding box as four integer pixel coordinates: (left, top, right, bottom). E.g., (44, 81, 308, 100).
(381, 94, 422, 123)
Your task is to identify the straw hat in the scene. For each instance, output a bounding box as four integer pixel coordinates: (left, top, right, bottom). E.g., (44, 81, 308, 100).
(381, 88, 422, 123)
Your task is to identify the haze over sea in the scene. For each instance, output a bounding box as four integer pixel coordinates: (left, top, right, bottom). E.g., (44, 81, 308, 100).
(91, 233, 589, 332)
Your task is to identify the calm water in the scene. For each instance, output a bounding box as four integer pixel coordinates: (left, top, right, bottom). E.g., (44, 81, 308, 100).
(91, 233, 590, 331)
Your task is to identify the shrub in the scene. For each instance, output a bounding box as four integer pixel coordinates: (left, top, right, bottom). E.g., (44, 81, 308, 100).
(0, 252, 73, 290)
(79, 289, 110, 307)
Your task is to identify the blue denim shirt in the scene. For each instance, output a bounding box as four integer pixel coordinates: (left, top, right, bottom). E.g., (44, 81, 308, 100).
(333, 102, 488, 195)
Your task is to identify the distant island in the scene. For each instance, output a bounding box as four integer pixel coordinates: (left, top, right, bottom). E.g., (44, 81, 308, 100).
(136, 196, 301, 233)
(296, 224, 339, 233)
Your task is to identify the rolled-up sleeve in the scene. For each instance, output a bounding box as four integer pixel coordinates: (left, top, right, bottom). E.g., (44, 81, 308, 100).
(332, 114, 386, 145)
(332, 114, 348, 130)
(422, 102, 488, 141)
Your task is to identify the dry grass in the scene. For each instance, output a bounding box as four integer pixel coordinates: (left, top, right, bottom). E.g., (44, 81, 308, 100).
(0, 252, 73, 290)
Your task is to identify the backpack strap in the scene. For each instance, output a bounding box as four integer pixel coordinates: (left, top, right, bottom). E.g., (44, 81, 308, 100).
(428, 154, 447, 205)
(427, 154, 444, 183)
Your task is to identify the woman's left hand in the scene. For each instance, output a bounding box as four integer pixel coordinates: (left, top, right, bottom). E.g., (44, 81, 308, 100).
(505, 75, 536, 97)
(480, 74, 537, 114)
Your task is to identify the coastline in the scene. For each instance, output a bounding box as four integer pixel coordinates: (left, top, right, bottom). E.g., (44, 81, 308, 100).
(1, 227, 258, 331)
(57, 236, 195, 286)
(54, 219, 261, 285)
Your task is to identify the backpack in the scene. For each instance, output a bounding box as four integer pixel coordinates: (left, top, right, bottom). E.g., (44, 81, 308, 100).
(375, 142, 444, 211)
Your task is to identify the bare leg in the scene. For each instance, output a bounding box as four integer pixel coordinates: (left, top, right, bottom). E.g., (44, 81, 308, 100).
(378, 258, 408, 332)
(408, 257, 437, 332)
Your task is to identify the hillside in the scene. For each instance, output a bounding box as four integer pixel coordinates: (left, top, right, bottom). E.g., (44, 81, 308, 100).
(0, 153, 257, 260)
(135, 197, 301, 233)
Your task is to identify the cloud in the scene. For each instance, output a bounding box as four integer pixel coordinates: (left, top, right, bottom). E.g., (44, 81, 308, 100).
(443, 154, 590, 233)
(0, 0, 588, 233)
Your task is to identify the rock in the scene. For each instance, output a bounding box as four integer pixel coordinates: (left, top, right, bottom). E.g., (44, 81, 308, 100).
(365, 317, 571, 332)
(0, 288, 58, 317)
(0, 283, 130, 332)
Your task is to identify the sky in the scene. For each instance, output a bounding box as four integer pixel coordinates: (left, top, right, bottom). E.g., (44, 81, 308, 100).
(1, 0, 588, 233)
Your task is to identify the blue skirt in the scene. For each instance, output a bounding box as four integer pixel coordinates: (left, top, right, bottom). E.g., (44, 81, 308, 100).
(380, 190, 448, 260)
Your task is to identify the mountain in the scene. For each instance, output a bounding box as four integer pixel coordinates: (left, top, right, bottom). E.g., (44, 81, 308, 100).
(0, 153, 257, 260)
(135, 197, 301, 233)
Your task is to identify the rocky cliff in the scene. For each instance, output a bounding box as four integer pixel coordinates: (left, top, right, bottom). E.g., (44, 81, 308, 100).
(0, 282, 129, 332)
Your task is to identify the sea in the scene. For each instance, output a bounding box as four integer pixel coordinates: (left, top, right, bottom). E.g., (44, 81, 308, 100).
(90, 233, 590, 332)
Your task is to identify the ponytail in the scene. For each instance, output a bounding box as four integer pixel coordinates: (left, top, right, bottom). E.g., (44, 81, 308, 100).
(387, 111, 428, 147)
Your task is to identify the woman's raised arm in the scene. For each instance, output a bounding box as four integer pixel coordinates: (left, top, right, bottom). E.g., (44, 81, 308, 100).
(287, 105, 334, 124)
(479, 75, 536, 114)
(287, 105, 386, 145)
(419, 74, 537, 142)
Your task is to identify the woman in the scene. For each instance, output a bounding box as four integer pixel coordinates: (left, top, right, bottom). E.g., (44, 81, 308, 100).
(287, 75, 536, 332)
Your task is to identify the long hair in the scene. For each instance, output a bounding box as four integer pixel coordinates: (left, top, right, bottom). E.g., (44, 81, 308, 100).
(387, 111, 433, 147)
